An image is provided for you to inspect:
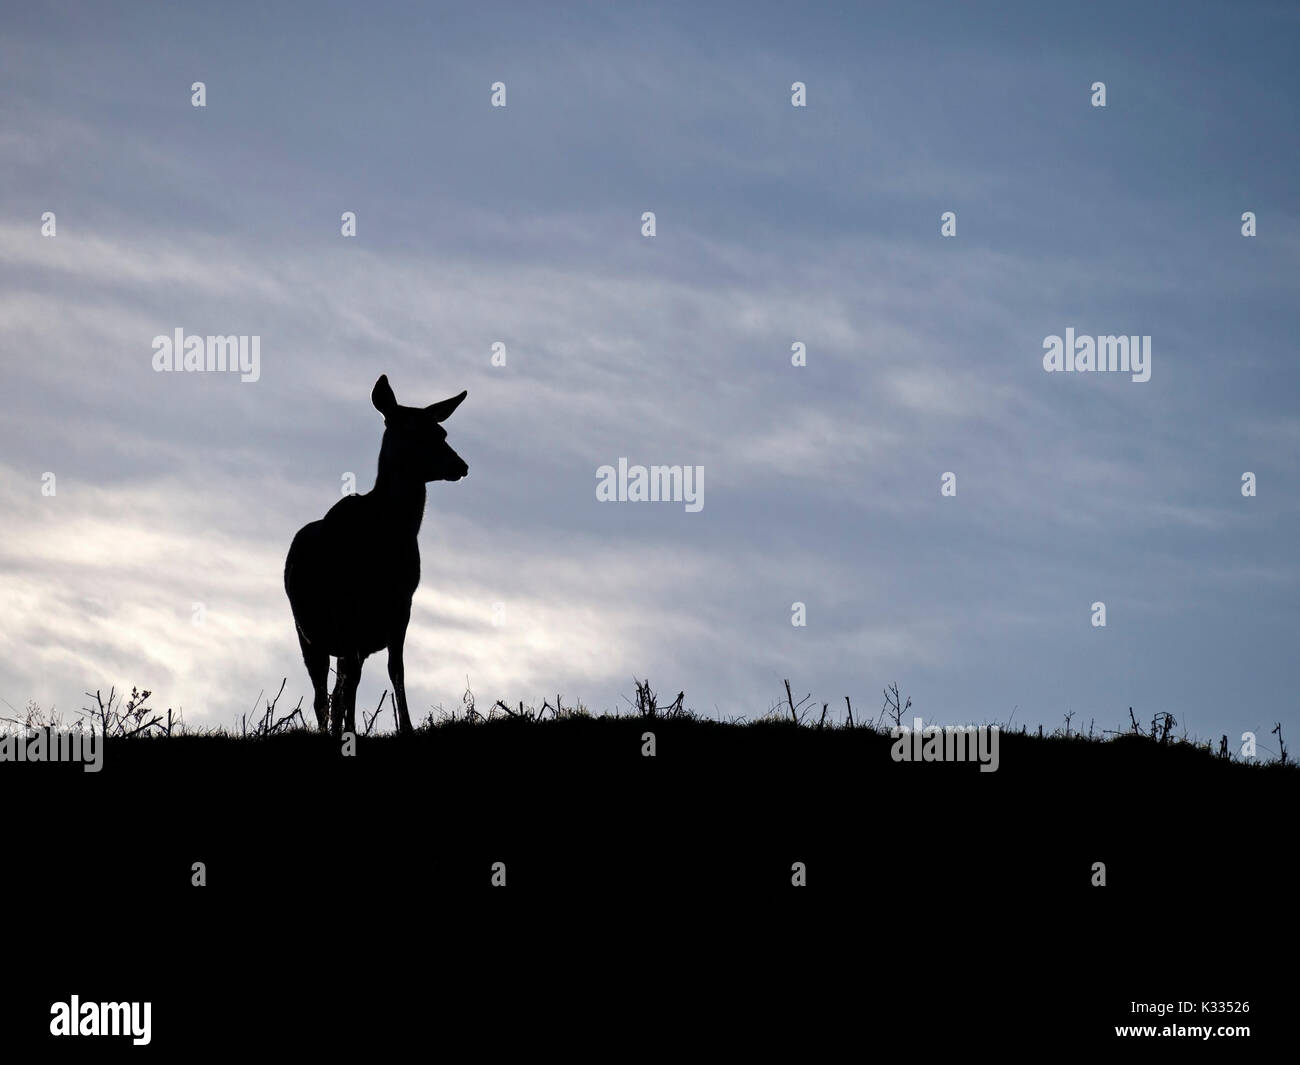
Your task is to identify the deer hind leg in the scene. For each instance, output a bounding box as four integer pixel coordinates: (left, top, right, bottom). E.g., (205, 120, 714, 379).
(329, 656, 348, 739)
(298, 631, 330, 732)
(332, 651, 363, 739)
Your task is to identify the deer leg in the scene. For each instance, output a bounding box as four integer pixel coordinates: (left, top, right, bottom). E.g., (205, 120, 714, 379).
(298, 632, 330, 732)
(342, 653, 363, 735)
(330, 657, 348, 740)
(388, 641, 413, 735)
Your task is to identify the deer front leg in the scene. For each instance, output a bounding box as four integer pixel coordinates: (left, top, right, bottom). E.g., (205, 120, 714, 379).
(388, 641, 413, 735)
(341, 652, 363, 736)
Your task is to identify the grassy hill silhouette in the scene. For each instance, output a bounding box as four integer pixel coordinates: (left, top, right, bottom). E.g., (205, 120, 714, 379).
(4, 679, 1291, 900)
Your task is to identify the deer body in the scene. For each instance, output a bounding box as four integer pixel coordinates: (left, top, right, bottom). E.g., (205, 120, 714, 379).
(284, 375, 468, 736)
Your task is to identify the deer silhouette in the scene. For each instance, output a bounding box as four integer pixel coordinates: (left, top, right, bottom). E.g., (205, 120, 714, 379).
(284, 375, 468, 737)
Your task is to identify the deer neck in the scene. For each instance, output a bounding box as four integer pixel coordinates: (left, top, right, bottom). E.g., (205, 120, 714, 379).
(371, 467, 427, 537)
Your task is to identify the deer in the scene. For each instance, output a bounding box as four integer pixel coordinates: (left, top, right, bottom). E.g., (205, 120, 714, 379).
(284, 374, 469, 738)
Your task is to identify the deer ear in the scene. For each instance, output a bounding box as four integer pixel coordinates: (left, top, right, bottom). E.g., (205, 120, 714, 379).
(426, 390, 467, 423)
(372, 375, 398, 416)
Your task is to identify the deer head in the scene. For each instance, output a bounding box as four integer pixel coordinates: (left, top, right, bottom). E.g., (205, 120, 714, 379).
(371, 374, 469, 483)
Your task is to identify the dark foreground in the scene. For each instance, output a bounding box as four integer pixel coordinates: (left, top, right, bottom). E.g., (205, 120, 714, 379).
(5, 715, 1293, 895)
(4, 716, 1291, 1054)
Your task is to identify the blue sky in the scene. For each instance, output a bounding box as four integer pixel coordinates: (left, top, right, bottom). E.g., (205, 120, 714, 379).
(1, 1, 1297, 754)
